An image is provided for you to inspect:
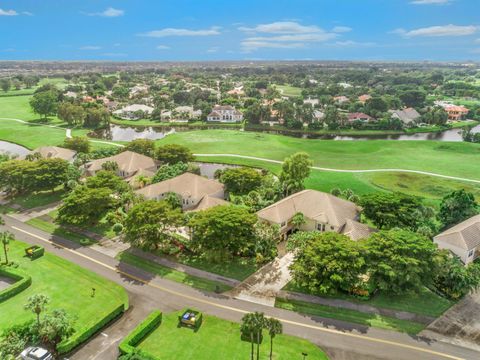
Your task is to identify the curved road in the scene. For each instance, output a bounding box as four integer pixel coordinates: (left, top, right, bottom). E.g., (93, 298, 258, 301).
(1, 216, 478, 360)
(195, 153, 480, 185)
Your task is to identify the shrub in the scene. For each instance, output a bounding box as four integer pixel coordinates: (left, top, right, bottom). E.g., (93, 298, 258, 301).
(0, 267, 32, 302)
(57, 303, 126, 354)
(119, 310, 162, 355)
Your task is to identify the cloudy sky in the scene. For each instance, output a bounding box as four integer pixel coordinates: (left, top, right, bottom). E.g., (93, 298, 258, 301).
(0, 0, 479, 61)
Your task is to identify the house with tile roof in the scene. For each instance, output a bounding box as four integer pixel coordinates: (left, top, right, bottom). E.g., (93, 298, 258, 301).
(444, 105, 469, 121)
(135, 172, 227, 211)
(257, 189, 374, 241)
(25, 146, 77, 163)
(347, 112, 374, 123)
(84, 150, 159, 178)
(434, 215, 480, 265)
(389, 108, 421, 126)
(207, 105, 243, 123)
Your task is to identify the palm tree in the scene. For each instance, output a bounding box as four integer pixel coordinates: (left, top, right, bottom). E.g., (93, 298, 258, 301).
(1, 231, 14, 265)
(252, 312, 265, 360)
(24, 294, 50, 328)
(241, 313, 257, 360)
(265, 317, 283, 360)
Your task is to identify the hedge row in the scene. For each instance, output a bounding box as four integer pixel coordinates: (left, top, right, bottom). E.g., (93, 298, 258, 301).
(57, 303, 126, 354)
(119, 310, 162, 355)
(0, 266, 32, 302)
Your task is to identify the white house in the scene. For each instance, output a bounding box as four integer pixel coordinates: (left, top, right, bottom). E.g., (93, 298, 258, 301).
(113, 104, 154, 120)
(434, 215, 480, 265)
(207, 105, 243, 123)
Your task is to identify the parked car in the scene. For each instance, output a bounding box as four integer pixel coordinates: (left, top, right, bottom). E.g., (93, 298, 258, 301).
(20, 347, 53, 360)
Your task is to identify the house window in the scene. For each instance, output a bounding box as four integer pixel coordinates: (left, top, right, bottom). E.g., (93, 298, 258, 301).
(468, 249, 474, 257)
(280, 221, 286, 227)
(317, 223, 325, 232)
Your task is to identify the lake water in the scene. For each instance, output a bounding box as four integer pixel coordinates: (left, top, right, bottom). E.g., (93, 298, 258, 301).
(91, 123, 480, 142)
(0, 141, 29, 157)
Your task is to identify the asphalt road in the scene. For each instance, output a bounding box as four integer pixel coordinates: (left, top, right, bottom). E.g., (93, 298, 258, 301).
(2, 215, 479, 360)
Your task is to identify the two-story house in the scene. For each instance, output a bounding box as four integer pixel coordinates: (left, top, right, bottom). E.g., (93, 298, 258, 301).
(207, 105, 243, 123)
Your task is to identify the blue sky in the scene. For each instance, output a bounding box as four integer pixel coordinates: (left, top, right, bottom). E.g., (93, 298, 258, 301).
(0, 0, 479, 61)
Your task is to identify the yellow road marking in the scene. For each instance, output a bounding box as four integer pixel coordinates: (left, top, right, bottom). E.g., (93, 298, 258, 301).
(11, 225, 464, 360)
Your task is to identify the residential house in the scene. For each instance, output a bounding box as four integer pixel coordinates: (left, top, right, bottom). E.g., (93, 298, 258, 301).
(389, 108, 421, 126)
(26, 146, 76, 163)
(348, 112, 374, 123)
(358, 94, 371, 104)
(113, 104, 154, 120)
(334, 96, 349, 104)
(129, 84, 149, 98)
(434, 215, 480, 265)
(135, 172, 227, 211)
(303, 97, 319, 107)
(444, 105, 469, 121)
(64, 91, 77, 99)
(257, 189, 373, 241)
(313, 110, 325, 122)
(84, 150, 159, 178)
(207, 105, 243, 123)
(227, 86, 245, 97)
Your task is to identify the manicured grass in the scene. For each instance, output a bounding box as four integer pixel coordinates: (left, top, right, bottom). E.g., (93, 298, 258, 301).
(117, 251, 232, 293)
(25, 217, 96, 246)
(173, 253, 258, 281)
(0, 240, 128, 334)
(13, 189, 65, 209)
(274, 84, 303, 97)
(137, 310, 329, 360)
(275, 298, 425, 334)
(284, 282, 453, 318)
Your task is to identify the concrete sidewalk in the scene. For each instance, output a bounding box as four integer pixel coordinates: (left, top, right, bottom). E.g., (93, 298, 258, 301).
(8, 201, 61, 222)
(229, 252, 295, 307)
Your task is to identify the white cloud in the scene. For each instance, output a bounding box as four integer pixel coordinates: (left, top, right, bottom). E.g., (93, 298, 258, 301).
(410, 0, 452, 4)
(470, 48, 480, 54)
(0, 8, 18, 16)
(392, 24, 478, 37)
(332, 26, 352, 33)
(333, 40, 376, 47)
(239, 21, 340, 52)
(239, 21, 322, 34)
(22, 11, 33, 16)
(79, 46, 102, 50)
(207, 47, 220, 53)
(156, 45, 170, 50)
(140, 26, 221, 37)
(88, 7, 124, 17)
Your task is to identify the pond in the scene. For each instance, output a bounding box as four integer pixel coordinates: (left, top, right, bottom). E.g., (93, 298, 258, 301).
(0, 141, 30, 157)
(196, 162, 238, 179)
(91, 123, 480, 142)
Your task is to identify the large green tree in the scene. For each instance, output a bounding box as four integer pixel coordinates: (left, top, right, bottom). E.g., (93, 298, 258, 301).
(123, 200, 184, 250)
(63, 136, 91, 154)
(279, 152, 312, 196)
(365, 229, 437, 294)
(438, 190, 479, 229)
(38, 309, 76, 352)
(30, 90, 58, 120)
(290, 232, 366, 294)
(219, 167, 263, 195)
(188, 205, 257, 258)
(155, 144, 194, 165)
(124, 139, 156, 157)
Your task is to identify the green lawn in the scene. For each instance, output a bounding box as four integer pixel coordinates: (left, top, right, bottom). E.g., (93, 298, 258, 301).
(0, 240, 128, 334)
(284, 282, 453, 318)
(26, 217, 96, 246)
(117, 251, 232, 293)
(274, 84, 303, 97)
(13, 189, 66, 209)
(173, 253, 258, 281)
(137, 310, 329, 360)
(275, 298, 425, 334)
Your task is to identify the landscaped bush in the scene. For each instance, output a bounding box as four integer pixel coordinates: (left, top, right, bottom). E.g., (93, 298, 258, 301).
(119, 310, 162, 355)
(57, 303, 126, 354)
(0, 266, 32, 302)
(24, 245, 45, 259)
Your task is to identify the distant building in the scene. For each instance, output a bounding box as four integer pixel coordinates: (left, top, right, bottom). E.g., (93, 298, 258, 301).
(85, 150, 159, 178)
(348, 112, 374, 123)
(358, 94, 371, 104)
(207, 105, 243, 123)
(313, 110, 325, 121)
(434, 215, 480, 265)
(334, 96, 349, 104)
(64, 91, 77, 99)
(113, 104, 154, 120)
(303, 97, 319, 106)
(444, 105, 469, 121)
(227, 86, 245, 96)
(389, 108, 421, 126)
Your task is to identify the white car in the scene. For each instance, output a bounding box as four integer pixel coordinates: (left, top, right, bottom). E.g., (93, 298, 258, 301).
(20, 347, 53, 360)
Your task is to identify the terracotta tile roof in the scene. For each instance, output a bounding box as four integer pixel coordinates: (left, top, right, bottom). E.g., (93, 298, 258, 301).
(86, 150, 158, 175)
(341, 219, 375, 241)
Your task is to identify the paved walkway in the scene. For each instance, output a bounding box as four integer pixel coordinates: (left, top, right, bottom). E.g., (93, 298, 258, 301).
(195, 153, 480, 185)
(0, 275, 14, 291)
(229, 252, 295, 307)
(8, 202, 61, 222)
(420, 290, 480, 352)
